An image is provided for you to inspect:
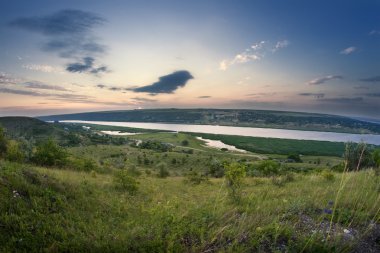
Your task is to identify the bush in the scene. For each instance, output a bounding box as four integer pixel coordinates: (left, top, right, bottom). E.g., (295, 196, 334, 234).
(256, 160, 280, 176)
(184, 171, 209, 185)
(287, 153, 302, 163)
(113, 170, 139, 194)
(181, 140, 189, 146)
(224, 162, 246, 201)
(344, 142, 373, 171)
(6, 140, 24, 162)
(373, 149, 380, 168)
(207, 158, 225, 178)
(0, 126, 7, 158)
(321, 170, 335, 181)
(127, 165, 141, 177)
(157, 162, 170, 178)
(32, 138, 68, 167)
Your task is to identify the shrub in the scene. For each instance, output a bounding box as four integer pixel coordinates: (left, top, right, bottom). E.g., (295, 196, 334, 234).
(207, 158, 225, 178)
(321, 170, 335, 181)
(0, 126, 7, 158)
(32, 138, 68, 167)
(113, 170, 139, 194)
(181, 140, 189, 146)
(184, 171, 209, 185)
(287, 153, 302, 163)
(157, 162, 170, 178)
(127, 165, 141, 177)
(6, 140, 24, 162)
(256, 160, 280, 176)
(373, 149, 380, 168)
(224, 162, 246, 201)
(344, 142, 373, 171)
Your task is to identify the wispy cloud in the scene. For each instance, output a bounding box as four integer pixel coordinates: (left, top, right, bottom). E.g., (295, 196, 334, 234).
(220, 40, 289, 70)
(10, 9, 108, 75)
(369, 30, 380, 35)
(23, 81, 68, 91)
(0, 72, 19, 84)
(340, 46, 356, 55)
(131, 70, 194, 94)
(198, 96, 211, 99)
(353, 85, 369, 90)
(22, 64, 62, 73)
(362, 93, 380, 97)
(318, 97, 363, 103)
(307, 75, 343, 85)
(130, 97, 157, 102)
(272, 40, 289, 52)
(360, 76, 380, 82)
(66, 57, 108, 74)
(298, 92, 325, 99)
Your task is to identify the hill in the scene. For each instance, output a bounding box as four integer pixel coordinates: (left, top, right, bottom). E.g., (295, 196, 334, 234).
(38, 108, 380, 134)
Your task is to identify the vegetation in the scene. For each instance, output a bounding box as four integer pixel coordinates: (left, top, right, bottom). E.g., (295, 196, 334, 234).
(38, 108, 380, 134)
(1, 117, 380, 252)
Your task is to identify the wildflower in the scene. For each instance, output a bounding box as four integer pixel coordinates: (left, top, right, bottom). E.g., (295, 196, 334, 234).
(12, 190, 20, 198)
(328, 200, 334, 206)
(324, 208, 332, 215)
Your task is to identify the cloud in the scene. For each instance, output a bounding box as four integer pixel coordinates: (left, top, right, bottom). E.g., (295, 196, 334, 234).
(10, 9, 108, 75)
(298, 92, 325, 99)
(22, 64, 62, 73)
(131, 70, 193, 94)
(66, 57, 107, 74)
(362, 93, 380, 97)
(198, 96, 211, 99)
(23, 81, 68, 91)
(220, 40, 289, 70)
(369, 30, 380, 35)
(318, 97, 364, 103)
(96, 84, 106, 89)
(360, 76, 380, 82)
(0, 72, 18, 84)
(340, 46, 356, 55)
(246, 92, 277, 97)
(353, 85, 369, 90)
(130, 97, 157, 102)
(273, 40, 289, 52)
(307, 75, 343, 85)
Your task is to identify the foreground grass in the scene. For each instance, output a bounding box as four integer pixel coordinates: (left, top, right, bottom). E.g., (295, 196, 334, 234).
(1, 160, 379, 252)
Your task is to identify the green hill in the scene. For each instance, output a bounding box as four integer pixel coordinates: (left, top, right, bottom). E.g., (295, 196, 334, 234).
(38, 108, 380, 134)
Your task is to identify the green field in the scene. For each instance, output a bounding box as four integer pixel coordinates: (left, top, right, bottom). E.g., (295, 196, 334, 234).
(1, 117, 380, 252)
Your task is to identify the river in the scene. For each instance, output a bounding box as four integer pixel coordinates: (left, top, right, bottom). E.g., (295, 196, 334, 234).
(61, 120, 380, 145)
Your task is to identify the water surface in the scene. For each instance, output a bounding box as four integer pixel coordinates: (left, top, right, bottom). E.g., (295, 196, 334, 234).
(62, 120, 380, 145)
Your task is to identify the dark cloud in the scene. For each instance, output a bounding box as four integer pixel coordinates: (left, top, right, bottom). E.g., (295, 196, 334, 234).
(10, 9, 108, 75)
(318, 97, 364, 103)
(360, 76, 380, 82)
(23, 81, 68, 91)
(131, 97, 157, 102)
(0, 87, 44, 96)
(66, 57, 108, 74)
(198, 96, 211, 98)
(109, 87, 123, 91)
(131, 70, 193, 94)
(96, 84, 106, 89)
(362, 93, 380, 97)
(298, 92, 325, 99)
(307, 75, 343, 85)
(246, 92, 277, 97)
(353, 85, 369, 90)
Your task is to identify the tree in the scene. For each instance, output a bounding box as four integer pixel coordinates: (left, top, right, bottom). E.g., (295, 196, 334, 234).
(0, 127, 7, 158)
(6, 140, 24, 162)
(224, 162, 246, 201)
(344, 142, 373, 171)
(33, 138, 68, 167)
(373, 149, 380, 168)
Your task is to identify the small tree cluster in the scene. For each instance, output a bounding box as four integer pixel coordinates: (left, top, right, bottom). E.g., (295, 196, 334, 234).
(33, 138, 68, 167)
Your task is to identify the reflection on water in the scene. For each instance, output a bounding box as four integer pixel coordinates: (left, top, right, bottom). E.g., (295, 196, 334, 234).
(61, 120, 380, 145)
(100, 131, 140, 136)
(196, 136, 247, 153)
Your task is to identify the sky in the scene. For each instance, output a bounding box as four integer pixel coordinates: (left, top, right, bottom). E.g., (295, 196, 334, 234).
(0, 0, 379, 118)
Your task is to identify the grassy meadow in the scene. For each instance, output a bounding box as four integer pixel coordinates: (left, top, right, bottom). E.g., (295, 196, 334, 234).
(1, 119, 380, 252)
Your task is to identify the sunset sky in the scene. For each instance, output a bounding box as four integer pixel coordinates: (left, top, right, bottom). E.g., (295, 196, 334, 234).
(0, 0, 379, 118)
